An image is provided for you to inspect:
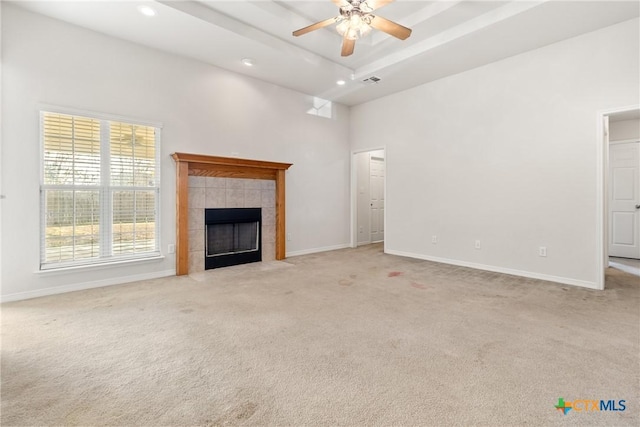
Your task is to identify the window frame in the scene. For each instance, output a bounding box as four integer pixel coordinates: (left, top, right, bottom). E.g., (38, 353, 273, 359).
(39, 107, 163, 271)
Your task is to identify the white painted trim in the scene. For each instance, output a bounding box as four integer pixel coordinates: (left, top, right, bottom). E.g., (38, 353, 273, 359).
(609, 139, 640, 145)
(385, 249, 599, 290)
(1, 269, 176, 303)
(0, 2, 3, 298)
(350, 152, 357, 249)
(597, 113, 608, 290)
(596, 105, 640, 290)
(0, 1, 3, 300)
(286, 243, 350, 258)
(35, 255, 165, 275)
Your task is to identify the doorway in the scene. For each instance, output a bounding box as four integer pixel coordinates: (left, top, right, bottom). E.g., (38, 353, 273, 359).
(599, 106, 640, 288)
(351, 148, 385, 247)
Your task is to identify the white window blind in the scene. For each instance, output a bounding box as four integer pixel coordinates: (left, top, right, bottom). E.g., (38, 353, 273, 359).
(40, 111, 160, 270)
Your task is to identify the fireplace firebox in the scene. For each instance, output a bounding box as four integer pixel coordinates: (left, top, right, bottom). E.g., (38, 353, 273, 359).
(205, 208, 262, 269)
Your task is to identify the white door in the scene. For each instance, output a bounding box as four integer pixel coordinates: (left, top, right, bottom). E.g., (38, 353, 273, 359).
(609, 141, 640, 259)
(370, 157, 385, 243)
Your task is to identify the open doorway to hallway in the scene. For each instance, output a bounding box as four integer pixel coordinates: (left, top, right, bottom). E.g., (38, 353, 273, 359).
(352, 149, 385, 247)
(604, 108, 640, 282)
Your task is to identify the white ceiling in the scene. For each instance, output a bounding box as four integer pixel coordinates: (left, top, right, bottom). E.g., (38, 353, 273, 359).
(12, 0, 640, 106)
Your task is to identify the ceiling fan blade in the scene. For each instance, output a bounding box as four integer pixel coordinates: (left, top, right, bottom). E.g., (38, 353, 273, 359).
(292, 17, 337, 37)
(365, 0, 395, 11)
(369, 15, 412, 40)
(341, 36, 355, 57)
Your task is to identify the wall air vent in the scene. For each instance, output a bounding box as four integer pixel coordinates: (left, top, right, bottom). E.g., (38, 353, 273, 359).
(362, 76, 381, 85)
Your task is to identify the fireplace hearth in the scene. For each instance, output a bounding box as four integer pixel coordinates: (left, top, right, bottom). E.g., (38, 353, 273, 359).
(205, 208, 262, 269)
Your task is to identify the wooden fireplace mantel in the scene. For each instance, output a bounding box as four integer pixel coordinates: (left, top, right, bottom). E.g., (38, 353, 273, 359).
(172, 152, 292, 275)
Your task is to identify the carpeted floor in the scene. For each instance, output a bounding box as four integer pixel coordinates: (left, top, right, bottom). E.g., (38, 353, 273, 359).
(1, 244, 639, 426)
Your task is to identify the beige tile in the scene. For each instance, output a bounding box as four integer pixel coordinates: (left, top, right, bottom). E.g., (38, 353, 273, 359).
(206, 188, 226, 208)
(262, 207, 276, 227)
(244, 190, 262, 208)
(226, 178, 244, 190)
(261, 180, 276, 190)
(189, 229, 204, 252)
(189, 250, 204, 274)
(188, 208, 204, 231)
(262, 242, 275, 261)
(240, 178, 255, 188)
(245, 179, 262, 190)
(188, 176, 205, 188)
(262, 225, 276, 244)
(189, 187, 205, 209)
(261, 190, 275, 208)
(206, 177, 226, 188)
(226, 189, 244, 208)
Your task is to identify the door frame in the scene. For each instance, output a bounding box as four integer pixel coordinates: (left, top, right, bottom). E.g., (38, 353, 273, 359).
(351, 147, 386, 249)
(596, 104, 640, 290)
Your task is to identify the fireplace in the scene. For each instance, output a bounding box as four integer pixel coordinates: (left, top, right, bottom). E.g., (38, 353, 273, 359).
(205, 208, 262, 269)
(171, 153, 292, 275)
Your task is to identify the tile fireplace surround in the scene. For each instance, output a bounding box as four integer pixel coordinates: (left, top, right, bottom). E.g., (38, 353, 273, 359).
(172, 153, 292, 275)
(188, 177, 273, 273)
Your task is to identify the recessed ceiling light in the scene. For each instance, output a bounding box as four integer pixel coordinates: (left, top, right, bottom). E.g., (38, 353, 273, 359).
(336, 80, 346, 86)
(242, 58, 255, 67)
(137, 5, 156, 17)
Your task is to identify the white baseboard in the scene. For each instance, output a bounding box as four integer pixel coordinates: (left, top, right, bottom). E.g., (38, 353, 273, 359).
(385, 249, 599, 290)
(1, 269, 176, 303)
(286, 243, 350, 258)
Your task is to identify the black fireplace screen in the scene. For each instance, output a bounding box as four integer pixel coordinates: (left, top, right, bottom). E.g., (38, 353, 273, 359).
(204, 208, 262, 269)
(207, 222, 259, 256)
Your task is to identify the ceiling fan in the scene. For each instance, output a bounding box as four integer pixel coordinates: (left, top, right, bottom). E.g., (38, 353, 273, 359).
(292, 0, 412, 57)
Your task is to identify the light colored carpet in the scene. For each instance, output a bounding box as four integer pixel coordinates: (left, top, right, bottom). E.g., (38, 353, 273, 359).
(1, 244, 639, 426)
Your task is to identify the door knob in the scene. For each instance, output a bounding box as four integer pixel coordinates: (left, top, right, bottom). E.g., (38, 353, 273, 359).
(636, 204, 640, 209)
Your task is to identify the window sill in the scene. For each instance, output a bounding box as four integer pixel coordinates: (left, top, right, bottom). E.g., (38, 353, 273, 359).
(35, 255, 166, 276)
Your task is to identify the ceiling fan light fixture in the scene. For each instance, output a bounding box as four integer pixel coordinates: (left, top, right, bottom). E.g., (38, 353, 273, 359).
(336, 13, 372, 40)
(336, 18, 350, 36)
(292, 0, 411, 57)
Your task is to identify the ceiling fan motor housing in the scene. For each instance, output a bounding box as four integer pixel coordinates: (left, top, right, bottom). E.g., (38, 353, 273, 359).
(341, 0, 374, 15)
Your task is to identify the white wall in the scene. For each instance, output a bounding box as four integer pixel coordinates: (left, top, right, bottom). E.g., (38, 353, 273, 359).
(610, 119, 640, 141)
(350, 18, 640, 288)
(0, 4, 351, 300)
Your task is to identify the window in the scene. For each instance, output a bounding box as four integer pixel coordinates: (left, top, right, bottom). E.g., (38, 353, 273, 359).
(40, 111, 161, 270)
(306, 97, 333, 119)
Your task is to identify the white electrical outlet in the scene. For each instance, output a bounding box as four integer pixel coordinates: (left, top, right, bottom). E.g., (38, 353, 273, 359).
(432, 235, 438, 244)
(475, 240, 481, 249)
(359, 226, 363, 233)
(287, 233, 292, 242)
(539, 246, 547, 257)
(168, 244, 175, 254)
